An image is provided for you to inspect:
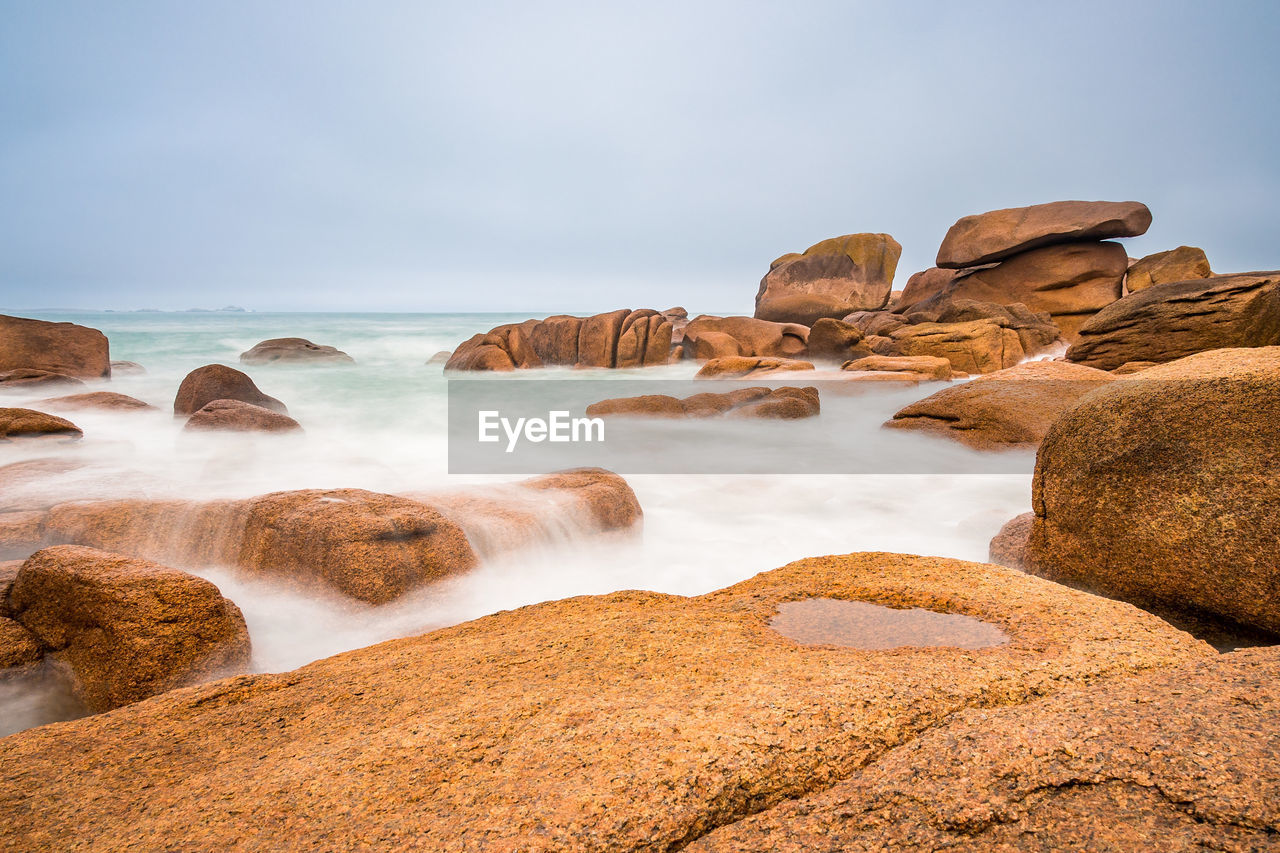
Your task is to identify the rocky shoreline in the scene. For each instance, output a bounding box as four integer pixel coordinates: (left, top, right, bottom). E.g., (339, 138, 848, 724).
(1, 197, 1278, 849)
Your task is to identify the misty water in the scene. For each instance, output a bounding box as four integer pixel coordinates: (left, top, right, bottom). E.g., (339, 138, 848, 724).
(1, 311, 1036, 734)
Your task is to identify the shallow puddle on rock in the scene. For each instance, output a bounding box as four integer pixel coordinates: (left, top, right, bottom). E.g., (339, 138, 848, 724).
(770, 598, 1009, 650)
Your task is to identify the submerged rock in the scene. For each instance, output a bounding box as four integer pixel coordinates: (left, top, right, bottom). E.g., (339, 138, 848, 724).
(588, 387, 820, 420)
(695, 356, 815, 378)
(0, 552, 1207, 851)
(689, 647, 1280, 851)
(239, 337, 355, 365)
(0, 369, 87, 390)
(173, 364, 288, 416)
(886, 360, 1115, 449)
(1026, 347, 1280, 634)
(109, 360, 146, 375)
(0, 314, 111, 379)
(8, 546, 250, 712)
(36, 391, 155, 412)
(37, 470, 642, 604)
(183, 399, 303, 433)
(0, 408, 82, 442)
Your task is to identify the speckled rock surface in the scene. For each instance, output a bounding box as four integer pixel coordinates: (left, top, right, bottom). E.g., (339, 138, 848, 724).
(886, 360, 1115, 448)
(1027, 347, 1280, 633)
(0, 553, 1208, 851)
(689, 647, 1280, 851)
(8, 546, 250, 712)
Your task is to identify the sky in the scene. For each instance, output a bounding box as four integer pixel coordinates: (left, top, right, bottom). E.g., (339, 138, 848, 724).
(1, 0, 1278, 313)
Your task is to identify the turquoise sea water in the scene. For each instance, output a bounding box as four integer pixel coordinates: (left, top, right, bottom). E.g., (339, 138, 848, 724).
(1, 310, 1035, 734)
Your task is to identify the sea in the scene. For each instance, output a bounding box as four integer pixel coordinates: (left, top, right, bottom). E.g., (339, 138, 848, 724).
(0, 310, 1037, 734)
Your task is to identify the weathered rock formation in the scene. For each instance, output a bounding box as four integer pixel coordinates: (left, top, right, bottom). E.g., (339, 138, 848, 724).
(1125, 245, 1211, 292)
(756, 233, 902, 324)
(0, 552, 1207, 851)
(682, 316, 809, 361)
(886, 360, 1115, 449)
(1025, 347, 1280, 634)
(447, 309, 674, 370)
(805, 318, 874, 363)
(843, 300, 1063, 374)
(1066, 272, 1280, 369)
(0, 314, 111, 379)
(173, 364, 289, 416)
(936, 200, 1152, 268)
(239, 337, 355, 365)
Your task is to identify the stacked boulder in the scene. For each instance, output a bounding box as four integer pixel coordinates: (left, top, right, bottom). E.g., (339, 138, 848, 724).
(899, 200, 1152, 340)
(754, 233, 902, 325)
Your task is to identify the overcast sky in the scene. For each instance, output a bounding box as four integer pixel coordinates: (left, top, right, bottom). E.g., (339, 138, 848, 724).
(2, 1, 1277, 313)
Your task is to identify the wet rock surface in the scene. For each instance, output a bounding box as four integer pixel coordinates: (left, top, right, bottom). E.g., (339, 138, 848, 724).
(7, 546, 251, 712)
(0, 408, 83, 442)
(0, 552, 1207, 852)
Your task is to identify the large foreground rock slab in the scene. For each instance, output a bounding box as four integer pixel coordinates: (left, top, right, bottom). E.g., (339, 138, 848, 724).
(8, 546, 250, 712)
(1066, 272, 1280, 369)
(1026, 347, 1280, 633)
(0, 314, 110, 379)
(936, 200, 1152, 268)
(755, 233, 902, 322)
(690, 647, 1280, 851)
(886, 360, 1115, 449)
(0, 553, 1206, 851)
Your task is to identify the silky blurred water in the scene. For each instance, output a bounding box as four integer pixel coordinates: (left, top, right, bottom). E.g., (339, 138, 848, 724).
(0, 310, 1035, 735)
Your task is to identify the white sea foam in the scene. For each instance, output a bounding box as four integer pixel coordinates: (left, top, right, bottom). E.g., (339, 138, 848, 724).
(0, 311, 1035, 734)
